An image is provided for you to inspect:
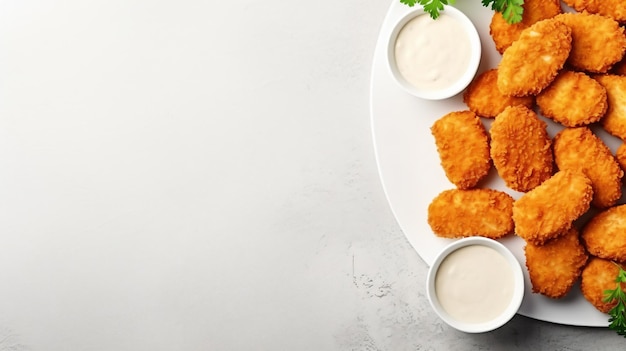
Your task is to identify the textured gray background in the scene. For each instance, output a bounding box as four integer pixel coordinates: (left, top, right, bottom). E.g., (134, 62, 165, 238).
(1, 0, 624, 350)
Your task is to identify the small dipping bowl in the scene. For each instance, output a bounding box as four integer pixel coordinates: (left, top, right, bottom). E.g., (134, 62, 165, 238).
(387, 6, 481, 100)
(426, 237, 524, 333)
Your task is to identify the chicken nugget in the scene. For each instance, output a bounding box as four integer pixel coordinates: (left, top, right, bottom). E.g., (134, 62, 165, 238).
(525, 227, 588, 299)
(595, 75, 626, 140)
(536, 70, 607, 127)
(513, 170, 593, 245)
(427, 189, 514, 239)
(562, 0, 626, 24)
(463, 69, 534, 118)
(489, 0, 562, 54)
(555, 13, 626, 74)
(581, 256, 624, 313)
(582, 205, 626, 262)
(430, 111, 491, 189)
(490, 105, 553, 192)
(553, 127, 623, 208)
(497, 19, 572, 97)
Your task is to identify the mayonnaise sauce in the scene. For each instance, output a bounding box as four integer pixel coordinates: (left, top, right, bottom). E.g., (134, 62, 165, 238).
(394, 13, 472, 91)
(435, 245, 514, 324)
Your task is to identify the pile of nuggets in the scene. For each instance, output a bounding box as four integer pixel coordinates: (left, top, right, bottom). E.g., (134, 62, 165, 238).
(427, 0, 626, 313)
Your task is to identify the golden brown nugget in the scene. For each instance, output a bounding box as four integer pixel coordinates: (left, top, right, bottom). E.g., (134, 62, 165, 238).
(427, 189, 514, 239)
(430, 111, 491, 189)
(525, 227, 588, 299)
(536, 70, 607, 127)
(562, 0, 626, 23)
(555, 13, 626, 73)
(489, 0, 562, 54)
(497, 19, 572, 97)
(490, 105, 553, 192)
(513, 170, 593, 246)
(582, 205, 626, 262)
(463, 69, 534, 118)
(553, 127, 623, 208)
(581, 257, 624, 313)
(595, 75, 626, 140)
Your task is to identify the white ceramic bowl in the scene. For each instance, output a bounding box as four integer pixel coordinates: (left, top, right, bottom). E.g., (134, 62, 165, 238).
(426, 237, 524, 333)
(387, 6, 481, 100)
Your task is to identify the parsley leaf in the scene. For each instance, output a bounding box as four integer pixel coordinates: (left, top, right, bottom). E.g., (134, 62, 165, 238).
(423, 0, 446, 20)
(477, 0, 524, 24)
(604, 263, 626, 337)
(401, 0, 524, 24)
(402, 0, 454, 20)
(400, 0, 419, 7)
(499, 0, 524, 24)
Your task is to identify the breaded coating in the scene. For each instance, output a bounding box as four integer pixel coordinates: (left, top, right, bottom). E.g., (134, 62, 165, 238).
(553, 127, 623, 208)
(595, 75, 626, 140)
(616, 143, 626, 172)
(490, 105, 553, 192)
(525, 227, 588, 299)
(562, 0, 626, 23)
(489, 0, 562, 54)
(582, 205, 626, 262)
(581, 257, 624, 313)
(554, 13, 626, 74)
(497, 19, 572, 97)
(513, 170, 593, 246)
(430, 111, 491, 189)
(536, 70, 607, 127)
(463, 69, 534, 118)
(427, 189, 514, 239)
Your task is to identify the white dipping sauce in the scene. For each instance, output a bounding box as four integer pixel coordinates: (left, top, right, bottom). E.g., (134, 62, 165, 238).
(394, 13, 472, 91)
(435, 245, 514, 324)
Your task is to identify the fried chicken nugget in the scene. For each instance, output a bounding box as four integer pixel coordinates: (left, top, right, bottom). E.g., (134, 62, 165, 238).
(489, 0, 562, 54)
(513, 170, 593, 246)
(430, 111, 491, 189)
(595, 75, 626, 140)
(497, 19, 572, 97)
(525, 227, 588, 299)
(463, 69, 534, 118)
(554, 13, 626, 74)
(536, 70, 607, 127)
(562, 0, 626, 24)
(553, 127, 624, 208)
(581, 257, 624, 313)
(427, 189, 514, 239)
(490, 105, 553, 192)
(582, 205, 626, 262)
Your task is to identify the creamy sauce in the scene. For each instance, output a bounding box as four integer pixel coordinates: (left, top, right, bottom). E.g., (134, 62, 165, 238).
(435, 245, 514, 324)
(394, 13, 472, 91)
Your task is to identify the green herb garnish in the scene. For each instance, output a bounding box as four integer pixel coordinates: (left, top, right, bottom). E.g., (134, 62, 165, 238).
(399, 0, 454, 20)
(484, 0, 524, 24)
(399, 0, 525, 24)
(603, 264, 626, 337)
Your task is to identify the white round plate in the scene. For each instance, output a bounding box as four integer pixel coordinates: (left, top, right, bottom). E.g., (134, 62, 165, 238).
(370, 1, 614, 327)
